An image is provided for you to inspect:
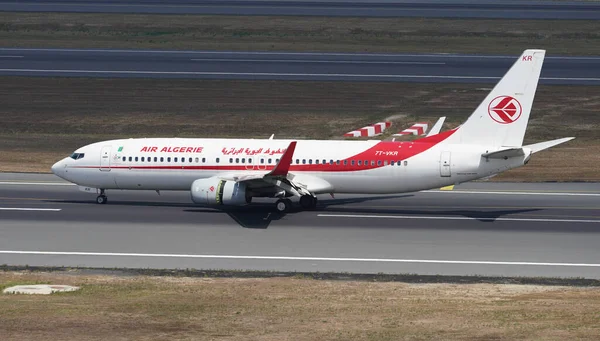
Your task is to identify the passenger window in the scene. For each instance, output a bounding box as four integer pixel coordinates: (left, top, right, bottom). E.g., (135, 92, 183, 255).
(202, 157, 206, 163)
(129, 157, 133, 162)
(141, 157, 145, 162)
(295, 159, 299, 164)
(343, 160, 347, 165)
(229, 158, 233, 163)
(371, 161, 375, 166)
(309, 159, 313, 164)
(248, 158, 252, 164)
(241, 158, 245, 163)
(135, 157, 138, 162)
(364, 160, 368, 165)
(216, 158, 220, 163)
(154, 157, 157, 162)
(323, 159, 326, 164)
(276, 159, 280, 163)
(404, 161, 408, 166)
(268, 159, 272, 164)
(260, 158, 264, 164)
(315, 159, 319, 164)
(160, 157, 164, 162)
(377, 160, 382, 166)
(330, 160, 333, 165)
(302, 159, 306, 164)
(351, 160, 355, 166)
(357, 160, 362, 166)
(167, 157, 171, 162)
(236, 158, 239, 163)
(181, 157, 185, 163)
(391, 161, 395, 165)
(174, 157, 178, 162)
(189, 157, 192, 162)
(384, 161, 388, 166)
(336, 160, 340, 165)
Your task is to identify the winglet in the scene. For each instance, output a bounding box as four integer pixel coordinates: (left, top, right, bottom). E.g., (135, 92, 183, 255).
(268, 141, 297, 176)
(426, 116, 446, 137)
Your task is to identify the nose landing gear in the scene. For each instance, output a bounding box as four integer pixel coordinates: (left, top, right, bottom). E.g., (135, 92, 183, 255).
(96, 189, 107, 204)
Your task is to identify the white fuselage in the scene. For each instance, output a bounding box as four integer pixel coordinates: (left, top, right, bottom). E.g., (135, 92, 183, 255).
(51, 132, 528, 196)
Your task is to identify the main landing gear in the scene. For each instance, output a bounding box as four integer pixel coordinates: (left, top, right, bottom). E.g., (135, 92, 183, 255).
(96, 189, 107, 205)
(275, 194, 317, 213)
(299, 194, 318, 210)
(275, 198, 292, 213)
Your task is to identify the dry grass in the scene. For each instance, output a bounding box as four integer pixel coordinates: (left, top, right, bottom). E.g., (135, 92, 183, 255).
(1, 13, 600, 55)
(1, 271, 600, 341)
(0, 77, 599, 180)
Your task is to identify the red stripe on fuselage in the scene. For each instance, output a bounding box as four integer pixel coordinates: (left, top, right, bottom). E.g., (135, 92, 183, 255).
(73, 130, 456, 172)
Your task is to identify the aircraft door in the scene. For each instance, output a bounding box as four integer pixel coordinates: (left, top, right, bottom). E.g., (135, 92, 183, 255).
(440, 151, 451, 177)
(100, 146, 112, 171)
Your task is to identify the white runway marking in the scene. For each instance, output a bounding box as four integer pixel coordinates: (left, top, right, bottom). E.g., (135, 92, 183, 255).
(190, 58, 446, 65)
(423, 190, 600, 197)
(0, 182, 74, 186)
(3, 48, 600, 60)
(0, 250, 598, 268)
(0, 207, 61, 211)
(0, 69, 598, 82)
(0, 68, 502, 79)
(318, 214, 600, 224)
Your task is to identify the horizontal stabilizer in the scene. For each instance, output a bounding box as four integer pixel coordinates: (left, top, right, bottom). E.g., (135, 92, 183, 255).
(524, 137, 575, 154)
(482, 148, 525, 159)
(426, 116, 446, 137)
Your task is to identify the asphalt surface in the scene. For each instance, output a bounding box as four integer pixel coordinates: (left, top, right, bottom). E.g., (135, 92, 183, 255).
(1, 173, 600, 279)
(1, 48, 600, 85)
(1, 0, 599, 19)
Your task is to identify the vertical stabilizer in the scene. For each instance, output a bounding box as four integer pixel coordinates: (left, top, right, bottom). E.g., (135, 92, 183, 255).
(449, 49, 545, 147)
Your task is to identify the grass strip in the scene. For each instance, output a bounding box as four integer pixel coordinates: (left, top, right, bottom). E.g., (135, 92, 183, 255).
(1, 13, 600, 55)
(2, 270, 600, 340)
(1, 77, 598, 181)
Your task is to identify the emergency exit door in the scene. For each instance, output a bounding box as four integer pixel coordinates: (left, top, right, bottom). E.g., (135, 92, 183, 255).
(440, 151, 451, 177)
(100, 146, 112, 171)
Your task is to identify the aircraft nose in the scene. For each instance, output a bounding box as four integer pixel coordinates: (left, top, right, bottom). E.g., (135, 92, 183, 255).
(51, 160, 64, 176)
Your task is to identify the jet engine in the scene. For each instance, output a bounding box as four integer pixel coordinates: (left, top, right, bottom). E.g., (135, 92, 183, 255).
(190, 177, 250, 206)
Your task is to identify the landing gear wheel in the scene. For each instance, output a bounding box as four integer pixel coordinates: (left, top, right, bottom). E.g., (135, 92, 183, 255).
(299, 195, 317, 210)
(275, 198, 292, 213)
(96, 195, 107, 205)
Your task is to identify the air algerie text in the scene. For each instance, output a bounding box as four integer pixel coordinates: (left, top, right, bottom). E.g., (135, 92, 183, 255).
(139, 146, 204, 153)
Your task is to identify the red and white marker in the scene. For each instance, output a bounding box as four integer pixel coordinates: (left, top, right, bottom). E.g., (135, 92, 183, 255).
(344, 121, 392, 137)
(392, 122, 429, 136)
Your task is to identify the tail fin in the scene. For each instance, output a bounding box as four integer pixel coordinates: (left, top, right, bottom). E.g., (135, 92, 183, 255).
(449, 49, 545, 147)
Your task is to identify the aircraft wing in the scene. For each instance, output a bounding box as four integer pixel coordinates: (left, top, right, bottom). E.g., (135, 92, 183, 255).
(217, 141, 310, 196)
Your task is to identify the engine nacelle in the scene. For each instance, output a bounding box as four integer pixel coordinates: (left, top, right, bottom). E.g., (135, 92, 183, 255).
(191, 177, 250, 206)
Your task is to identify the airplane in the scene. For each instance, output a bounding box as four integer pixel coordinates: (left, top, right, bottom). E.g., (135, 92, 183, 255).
(51, 49, 573, 213)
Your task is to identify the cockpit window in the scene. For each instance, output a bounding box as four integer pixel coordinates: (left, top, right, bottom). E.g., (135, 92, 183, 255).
(70, 153, 85, 160)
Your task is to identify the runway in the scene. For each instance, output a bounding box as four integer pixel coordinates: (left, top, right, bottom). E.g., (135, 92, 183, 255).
(1, 0, 600, 19)
(1, 48, 600, 84)
(1, 172, 600, 279)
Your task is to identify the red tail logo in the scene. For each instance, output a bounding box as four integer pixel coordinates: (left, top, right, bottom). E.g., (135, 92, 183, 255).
(488, 96, 522, 124)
